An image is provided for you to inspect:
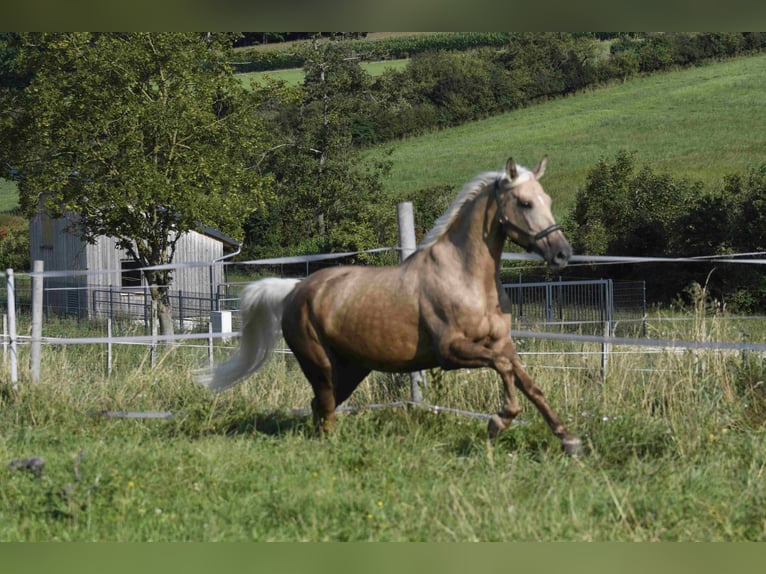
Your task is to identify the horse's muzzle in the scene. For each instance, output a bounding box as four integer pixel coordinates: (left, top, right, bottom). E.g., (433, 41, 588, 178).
(542, 233, 572, 271)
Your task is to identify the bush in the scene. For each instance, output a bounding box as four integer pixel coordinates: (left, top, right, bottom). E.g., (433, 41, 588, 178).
(249, 33, 766, 149)
(405, 50, 506, 127)
(0, 214, 29, 270)
(567, 153, 766, 310)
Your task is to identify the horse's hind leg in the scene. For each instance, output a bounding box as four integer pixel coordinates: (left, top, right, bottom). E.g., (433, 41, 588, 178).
(289, 345, 338, 434)
(332, 357, 371, 407)
(293, 348, 370, 434)
(305, 363, 370, 433)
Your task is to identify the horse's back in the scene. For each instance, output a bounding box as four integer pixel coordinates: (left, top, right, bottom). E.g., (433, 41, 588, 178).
(282, 264, 437, 371)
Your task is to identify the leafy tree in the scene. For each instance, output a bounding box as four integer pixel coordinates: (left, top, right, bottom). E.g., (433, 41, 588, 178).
(0, 33, 271, 335)
(566, 151, 703, 300)
(247, 38, 391, 258)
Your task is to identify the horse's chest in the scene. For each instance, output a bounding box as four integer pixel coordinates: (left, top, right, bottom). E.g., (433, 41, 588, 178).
(450, 295, 509, 341)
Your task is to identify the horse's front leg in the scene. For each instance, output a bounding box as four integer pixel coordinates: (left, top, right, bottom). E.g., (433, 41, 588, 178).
(487, 365, 522, 439)
(444, 336, 582, 456)
(440, 337, 526, 442)
(504, 342, 583, 456)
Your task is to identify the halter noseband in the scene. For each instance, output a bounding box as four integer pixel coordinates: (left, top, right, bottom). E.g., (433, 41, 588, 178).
(493, 177, 562, 247)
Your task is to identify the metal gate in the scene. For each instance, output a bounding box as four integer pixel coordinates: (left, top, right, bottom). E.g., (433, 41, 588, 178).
(503, 278, 646, 336)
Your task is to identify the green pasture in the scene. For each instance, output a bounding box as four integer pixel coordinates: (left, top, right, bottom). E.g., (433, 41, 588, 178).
(237, 58, 410, 87)
(0, 178, 18, 212)
(1, 307, 765, 541)
(369, 54, 766, 219)
(4, 54, 766, 219)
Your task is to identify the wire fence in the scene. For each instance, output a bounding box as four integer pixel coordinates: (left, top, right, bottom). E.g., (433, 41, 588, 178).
(3, 248, 766, 423)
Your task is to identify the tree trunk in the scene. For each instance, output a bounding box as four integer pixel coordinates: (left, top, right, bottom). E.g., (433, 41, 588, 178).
(153, 290, 175, 340)
(146, 270, 175, 339)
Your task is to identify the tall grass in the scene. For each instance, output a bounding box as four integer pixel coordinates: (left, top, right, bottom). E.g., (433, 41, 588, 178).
(1, 302, 764, 541)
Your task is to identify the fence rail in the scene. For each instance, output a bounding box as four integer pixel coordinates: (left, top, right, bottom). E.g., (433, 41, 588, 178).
(1, 265, 647, 336)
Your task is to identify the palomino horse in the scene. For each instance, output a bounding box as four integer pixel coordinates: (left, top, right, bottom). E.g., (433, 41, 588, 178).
(197, 157, 582, 455)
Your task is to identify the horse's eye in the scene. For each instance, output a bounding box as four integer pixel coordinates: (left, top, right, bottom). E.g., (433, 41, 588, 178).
(518, 199, 533, 209)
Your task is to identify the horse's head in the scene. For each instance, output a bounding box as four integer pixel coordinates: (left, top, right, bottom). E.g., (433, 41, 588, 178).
(494, 156, 572, 270)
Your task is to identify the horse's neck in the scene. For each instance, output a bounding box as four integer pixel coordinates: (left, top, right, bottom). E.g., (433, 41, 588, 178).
(440, 187, 505, 276)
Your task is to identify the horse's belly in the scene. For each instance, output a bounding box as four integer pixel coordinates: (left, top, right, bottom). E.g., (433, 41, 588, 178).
(327, 308, 435, 371)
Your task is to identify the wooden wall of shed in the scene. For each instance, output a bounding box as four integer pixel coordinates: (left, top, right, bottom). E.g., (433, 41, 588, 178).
(30, 208, 228, 318)
(29, 210, 88, 315)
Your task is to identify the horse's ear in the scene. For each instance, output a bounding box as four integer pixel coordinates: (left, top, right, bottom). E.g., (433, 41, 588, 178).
(533, 155, 548, 179)
(506, 158, 518, 181)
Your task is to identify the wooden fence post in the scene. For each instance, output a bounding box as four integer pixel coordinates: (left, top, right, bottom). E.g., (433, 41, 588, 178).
(397, 202, 424, 404)
(30, 260, 44, 383)
(6, 268, 18, 384)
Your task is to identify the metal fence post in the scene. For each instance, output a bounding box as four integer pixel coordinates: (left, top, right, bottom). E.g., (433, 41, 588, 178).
(545, 283, 553, 323)
(397, 202, 424, 404)
(178, 290, 184, 333)
(642, 281, 648, 337)
(6, 268, 18, 384)
(107, 318, 113, 376)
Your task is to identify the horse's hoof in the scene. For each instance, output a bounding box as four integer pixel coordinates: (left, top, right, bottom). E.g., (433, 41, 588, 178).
(487, 414, 507, 439)
(562, 437, 584, 457)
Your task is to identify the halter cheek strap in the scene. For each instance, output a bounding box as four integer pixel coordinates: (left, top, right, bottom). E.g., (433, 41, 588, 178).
(494, 178, 562, 248)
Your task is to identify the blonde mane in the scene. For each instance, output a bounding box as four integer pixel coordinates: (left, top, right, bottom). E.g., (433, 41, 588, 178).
(418, 164, 533, 250)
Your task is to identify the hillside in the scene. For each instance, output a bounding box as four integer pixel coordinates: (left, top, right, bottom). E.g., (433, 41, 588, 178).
(369, 53, 766, 219)
(4, 53, 766, 221)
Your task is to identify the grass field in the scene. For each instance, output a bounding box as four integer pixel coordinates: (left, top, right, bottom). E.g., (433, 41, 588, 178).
(368, 54, 766, 219)
(1, 306, 765, 541)
(0, 178, 18, 212)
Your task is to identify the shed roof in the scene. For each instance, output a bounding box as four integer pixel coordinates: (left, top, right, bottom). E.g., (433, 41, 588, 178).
(197, 226, 241, 248)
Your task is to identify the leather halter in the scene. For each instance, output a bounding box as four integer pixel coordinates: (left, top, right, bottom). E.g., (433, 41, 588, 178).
(493, 177, 562, 249)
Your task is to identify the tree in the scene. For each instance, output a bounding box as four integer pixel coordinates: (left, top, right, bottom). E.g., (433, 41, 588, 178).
(0, 33, 271, 335)
(247, 37, 391, 258)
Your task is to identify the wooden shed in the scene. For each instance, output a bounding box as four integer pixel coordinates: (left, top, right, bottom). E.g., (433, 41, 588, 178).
(29, 206, 240, 323)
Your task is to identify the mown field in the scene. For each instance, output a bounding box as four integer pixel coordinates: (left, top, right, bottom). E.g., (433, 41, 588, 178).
(238, 58, 409, 87)
(3, 54, 766, 542)
(368, 53, 766, 219)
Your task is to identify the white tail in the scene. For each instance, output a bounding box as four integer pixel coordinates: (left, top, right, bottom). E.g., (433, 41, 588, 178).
(195, 277, 301, 392)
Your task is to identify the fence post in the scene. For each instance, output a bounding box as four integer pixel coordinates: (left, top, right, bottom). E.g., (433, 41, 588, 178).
(397, 202, 424, 404)
(601, 280, 614, 380)
(602, 317, 611, 380)
(6, 268, 18, 384)
(150, 299, 158, 368)
(178, 290, 184, 333)
(642, 281, 648, 337)
(30, 260, 44, 384)
(208, 321, 214, 369)
(107, 318, 113, 376)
